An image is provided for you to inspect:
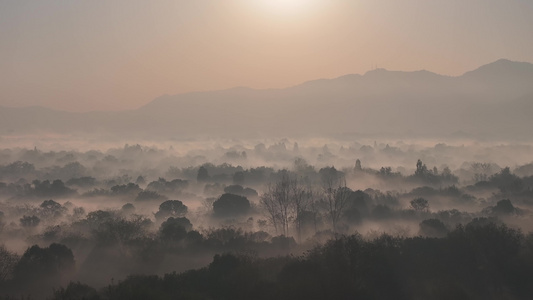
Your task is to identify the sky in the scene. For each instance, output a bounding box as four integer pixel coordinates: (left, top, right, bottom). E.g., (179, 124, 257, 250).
(0, 0, 532, 112)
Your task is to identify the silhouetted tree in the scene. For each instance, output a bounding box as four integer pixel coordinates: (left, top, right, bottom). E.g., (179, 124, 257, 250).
(111, 183, 142, 196)
(155, 200, 188, 221)
(86, 210, 113, 226)
(197, 166, 209, 182)
(93, 216, 152, 246)
(0, 245, 19, 282)
(233, 171, 245, 185)
(419, 218, 447, 237)
(355, 159, 362, 171)
(146, 178, 188, 194)
(135, 190, 167, 202)
(213, 193, 251, 218)
(159, 217, 192, 241)
(66, 176, 97, 188)
(486, 199, 519, 216)
(13, 243, 75, 291)
(489, 167, 523, 194)
(20, 215, 40, 227)
(135, 175, 146, 185)
(320, 167, 350, 233)
(260, 171, 309, 236)
(121, 203, 136, 214)
(224, 184, 244, 195)
(0, 161, 35, 180)
(40, 199, 67, 219)
(415, 159, 428, 177)
(32, 179, 76, 198)
(51, 281, 100, 300)
(410, 198, 429, 212)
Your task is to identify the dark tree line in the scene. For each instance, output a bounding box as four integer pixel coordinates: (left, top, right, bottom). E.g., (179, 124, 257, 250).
(30, 218, 533, 300)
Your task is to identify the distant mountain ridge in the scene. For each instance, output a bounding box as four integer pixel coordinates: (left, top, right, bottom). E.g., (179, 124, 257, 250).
(1, 59, 533, 140)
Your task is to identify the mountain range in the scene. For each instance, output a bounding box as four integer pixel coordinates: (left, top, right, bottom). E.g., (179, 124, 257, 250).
(1, 59, 532, 140)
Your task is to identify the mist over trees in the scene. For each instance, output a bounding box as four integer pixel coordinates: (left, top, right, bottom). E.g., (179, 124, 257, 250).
(1, 0, 532, 296)
(1, 139, 533, 299)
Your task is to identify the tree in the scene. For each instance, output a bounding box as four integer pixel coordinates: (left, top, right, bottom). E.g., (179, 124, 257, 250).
(155, 200, 188, 220)
(419, 219, 447, 237)
(260, 171, 309, 237)
(441, 166, 458, 183)
(342, 190, 370, 225)
(86, 210, 113, 226)
(0, 161, 35, 180)
(0, 211, 4, 232)
(72, 206, 86, 219)
(111, 183, 142, 196)
(415, 159, 427, 176)
(20, 215, 40, 227)
(410, 198, 429, 212)
(213, 193, 251, 218)
(66, 176, 97, 188)
(489, 167, 523, 194)
(121, 203, 136, 214)
(135, 190, 167, 202)
(233, 171, 245, 185)
(491, 199, 518, 215)
(135, 175, 146, 185)
(320, 167, 350, 233)
(13, 243, 75, 290)
(32, 179, 76, 198)
(0, 245, 19, 282)
(93, 216, 152, 247)
(197, 166, 210, 182)
(291, 182, 314, 241)
(159, 217, 192, 241)
(51, 281, 100, 300)
(40, 199, 67, 219)
(146, 178, 188, 194)
(224, 185, 244, 195)
(355, 159, 362, 171)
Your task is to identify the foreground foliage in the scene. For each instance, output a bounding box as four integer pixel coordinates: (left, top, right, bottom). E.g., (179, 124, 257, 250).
(42, 219, 533, 300)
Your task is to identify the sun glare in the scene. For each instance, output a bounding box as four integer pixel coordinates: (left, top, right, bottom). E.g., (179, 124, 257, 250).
(253, 0, 318, 16)
(263, 0, 306, 11)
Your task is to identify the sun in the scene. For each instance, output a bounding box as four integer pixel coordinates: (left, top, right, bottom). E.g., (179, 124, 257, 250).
(261, 0, 307, 12)
(252, 0, 318, 16)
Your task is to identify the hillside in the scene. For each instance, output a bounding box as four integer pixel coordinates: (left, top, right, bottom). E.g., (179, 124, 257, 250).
(1, 59, 532, 140)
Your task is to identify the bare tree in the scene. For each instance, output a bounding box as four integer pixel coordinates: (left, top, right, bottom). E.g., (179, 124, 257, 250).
(260, 185, 282, 234)
(260, 171, 310, 239)
(290, 180, 314, 242)
(0, 245, 19, 282)
(320, 167, 351, 233)
(260, 171, 292, 236)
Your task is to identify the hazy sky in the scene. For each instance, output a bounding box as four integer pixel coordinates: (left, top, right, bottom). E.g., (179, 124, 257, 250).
(1, 0, 532, 112)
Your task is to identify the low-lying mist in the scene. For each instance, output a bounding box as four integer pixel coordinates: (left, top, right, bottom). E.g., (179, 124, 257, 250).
(1, 136, 533, 299)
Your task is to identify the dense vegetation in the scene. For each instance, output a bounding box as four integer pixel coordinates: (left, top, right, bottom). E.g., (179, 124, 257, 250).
(1, 142, 533, 299)
(44, 219, 533, 299)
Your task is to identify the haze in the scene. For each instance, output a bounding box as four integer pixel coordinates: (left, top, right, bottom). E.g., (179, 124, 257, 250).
(2, 1, 533, 299)
(1, 0, 533, 111)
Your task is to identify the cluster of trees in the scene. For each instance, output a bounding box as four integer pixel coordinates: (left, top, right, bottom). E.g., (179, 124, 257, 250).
(2, 143, 533, 299)
(0, 212, 304, 298)
(0, 243, 75, 297)
(31, 218, 533, 300)
(258, 168, 357, 239)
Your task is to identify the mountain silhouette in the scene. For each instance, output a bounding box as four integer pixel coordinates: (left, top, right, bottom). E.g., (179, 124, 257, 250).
(1, 59, 532, 140)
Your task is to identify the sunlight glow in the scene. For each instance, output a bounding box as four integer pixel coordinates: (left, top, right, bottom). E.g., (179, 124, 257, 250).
(253, 0, 318, 16)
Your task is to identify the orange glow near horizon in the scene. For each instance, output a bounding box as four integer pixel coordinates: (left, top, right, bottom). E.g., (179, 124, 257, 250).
(0, 0, 532, 112)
